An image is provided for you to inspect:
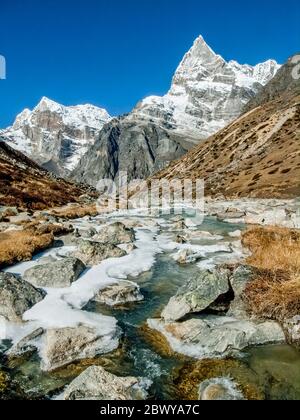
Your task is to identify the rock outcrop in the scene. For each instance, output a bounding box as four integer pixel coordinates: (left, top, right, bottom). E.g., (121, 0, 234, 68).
(23, 257, 86, 288)
(0, 272, 46, 322)
(62, 366, 151, 400)
(41, 324, 120, 371)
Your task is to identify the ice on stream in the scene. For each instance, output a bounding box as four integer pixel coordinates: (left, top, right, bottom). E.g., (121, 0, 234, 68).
(1, 211, 244, 363)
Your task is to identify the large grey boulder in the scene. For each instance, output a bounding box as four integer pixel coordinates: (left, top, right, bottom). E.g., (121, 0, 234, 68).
(93, 222, 135, 245)
(161, 268, 231, 322)
(199, 377, 245, 401)
(41, 323, 121, 372)
(74, 240, 126, 266)
(23, 257, 86, 288)
(148, 316, 285, 359)
(0, 273, 46, 322)
(62, 366, 152, 400)
(94, 281, 144, 307)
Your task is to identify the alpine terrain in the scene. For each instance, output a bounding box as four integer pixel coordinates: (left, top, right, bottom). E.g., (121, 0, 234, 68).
(73, 35, 280, 186)
(1, 18, 300, 403)
(154, 54, 300, 199)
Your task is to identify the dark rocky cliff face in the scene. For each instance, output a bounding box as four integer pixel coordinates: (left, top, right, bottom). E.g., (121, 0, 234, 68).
(73, 116, 188, 186)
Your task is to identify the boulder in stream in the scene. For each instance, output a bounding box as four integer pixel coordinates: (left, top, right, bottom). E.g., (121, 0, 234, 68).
(94, 281, 144, 306)
(23, 257, 86, 288)
(93, 222, 135, 245)
(41, 323, 121, 372)
(62, 366, 152, 400)
(161, 268, 231, 322)
(148, 316, 285, 359)
(0, 273, 46, 323)
(74, 239, 126, 266)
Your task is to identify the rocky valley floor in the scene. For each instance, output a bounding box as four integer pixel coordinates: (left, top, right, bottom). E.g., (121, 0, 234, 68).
(0, 199, 300, 400)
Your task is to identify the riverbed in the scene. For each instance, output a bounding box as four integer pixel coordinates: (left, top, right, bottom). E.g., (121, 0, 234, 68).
(1, 209, 300, 400)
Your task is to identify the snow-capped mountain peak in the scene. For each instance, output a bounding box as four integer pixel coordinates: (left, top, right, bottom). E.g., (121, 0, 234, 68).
(34, 96, 63, 113)
(2, 97, 111, 175)
(12, 108, 32, 130)
(74, 35, 282, 187)
(252, 59, 281, 85)
(134, 35, 281, 142)
(3, 35, 281, 183)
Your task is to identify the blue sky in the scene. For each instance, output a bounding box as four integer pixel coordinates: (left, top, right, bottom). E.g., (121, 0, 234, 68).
(0, 0, 299, 127)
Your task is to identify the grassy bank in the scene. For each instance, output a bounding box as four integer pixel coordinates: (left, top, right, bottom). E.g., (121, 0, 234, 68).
(242, 226, 300, 322)
(0, 229, 54, 269)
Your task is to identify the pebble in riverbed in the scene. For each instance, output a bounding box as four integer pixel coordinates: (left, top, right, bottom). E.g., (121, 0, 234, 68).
(199, 377, 246, 400)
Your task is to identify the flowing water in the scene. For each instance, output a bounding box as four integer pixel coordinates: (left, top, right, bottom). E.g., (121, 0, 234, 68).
(1, 212, 300, 400)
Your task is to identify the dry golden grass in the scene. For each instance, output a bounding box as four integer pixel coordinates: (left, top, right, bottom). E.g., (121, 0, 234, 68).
(243, 227, 300, 273)
(15, 219, 74, 236)
(242, 226, 300, 321)
(156, 95, 300, 199)
(0, 229, 54, 269)
(51, 203, 98, 220)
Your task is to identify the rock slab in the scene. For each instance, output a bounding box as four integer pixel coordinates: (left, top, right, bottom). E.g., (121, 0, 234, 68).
(161, 268, 231, 322)
(24, 257, 86, 288)
(63, 366, 151, 400)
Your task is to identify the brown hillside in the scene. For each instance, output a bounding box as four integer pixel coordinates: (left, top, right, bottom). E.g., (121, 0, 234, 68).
(154, 91, 300, 199)
(0, 139, 97, 210)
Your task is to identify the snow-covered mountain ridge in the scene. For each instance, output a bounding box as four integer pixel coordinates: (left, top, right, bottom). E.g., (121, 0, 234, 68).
(2, 36, 280, 182)
(2, 97, 111, 175)
(131, 36, 280, 142)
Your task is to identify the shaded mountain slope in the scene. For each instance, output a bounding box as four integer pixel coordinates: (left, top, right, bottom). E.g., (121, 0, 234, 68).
(0, 138, 96, 210)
